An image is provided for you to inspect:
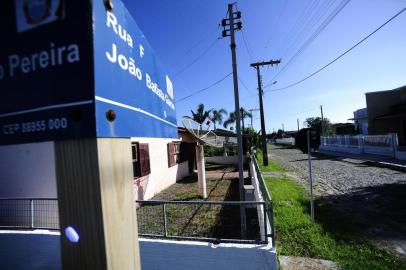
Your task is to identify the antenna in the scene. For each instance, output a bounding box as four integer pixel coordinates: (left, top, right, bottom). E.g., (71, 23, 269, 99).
(182, 116, 224, 148)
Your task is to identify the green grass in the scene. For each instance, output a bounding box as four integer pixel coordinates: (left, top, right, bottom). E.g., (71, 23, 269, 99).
(266, 175, 405, 270)
(256, 150, 285, 173)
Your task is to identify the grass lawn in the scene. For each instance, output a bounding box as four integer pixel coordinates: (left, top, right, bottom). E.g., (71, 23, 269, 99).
(137, 164, 260, 240)
(265, 170, 405, 269)
(256, 150, 285, 173)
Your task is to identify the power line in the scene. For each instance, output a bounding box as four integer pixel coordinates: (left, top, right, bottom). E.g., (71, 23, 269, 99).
(172, 38, 219, 78)
(241, 28, 253, 62)
(238, 76, 256, 94)
(168, 28, 219, 70)
(265, 7, 406, 93)
(265, 0, 351, 88)
(175, 72, 233, 103)
(279, 0, 335, 60)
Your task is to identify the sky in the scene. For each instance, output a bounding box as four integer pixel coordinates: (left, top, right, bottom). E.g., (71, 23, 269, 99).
(124, 0, 406, 132)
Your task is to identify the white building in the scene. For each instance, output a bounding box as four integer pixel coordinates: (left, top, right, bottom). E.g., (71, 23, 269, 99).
(349, 108, 368, 135)
(0, 128, 196, 201)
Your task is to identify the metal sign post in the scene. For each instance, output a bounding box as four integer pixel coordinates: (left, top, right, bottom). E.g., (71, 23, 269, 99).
(307, 130, 315, 222)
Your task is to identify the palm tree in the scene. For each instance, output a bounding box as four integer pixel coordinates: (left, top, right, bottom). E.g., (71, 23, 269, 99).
(223, 107, 252, 131)
(190, 103, 211, 125)
(210, 109, 227, 130)
(223, 111, 236, 129)
(240, 107, 252, 130)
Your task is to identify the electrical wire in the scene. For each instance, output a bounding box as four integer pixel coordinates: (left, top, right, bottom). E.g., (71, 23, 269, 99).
(172, 38, 219, 78)
(279, 0, 335, 60)
(265, 0, 351, 88)
(265, 7, 406, 93)
(168, 28, 219, 70)
(241, 29, 253, 62)
(175, 72, 233, 103)
(238, 76, 256, 95)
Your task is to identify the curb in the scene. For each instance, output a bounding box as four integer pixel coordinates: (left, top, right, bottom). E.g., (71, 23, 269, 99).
(317, 150, 406, 173)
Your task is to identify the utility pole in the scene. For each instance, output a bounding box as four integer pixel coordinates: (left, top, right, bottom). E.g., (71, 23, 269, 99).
(250, 59, 280, 166)
(297, 118, 300, 132)
(249, 108, 259, 129)
(282, 123, 284, 132)
(222, 3, 246, 238)
(320, 105, 324, 135)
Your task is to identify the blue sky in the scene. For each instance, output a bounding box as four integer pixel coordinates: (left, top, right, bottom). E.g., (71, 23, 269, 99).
(124, 0, 406, 132)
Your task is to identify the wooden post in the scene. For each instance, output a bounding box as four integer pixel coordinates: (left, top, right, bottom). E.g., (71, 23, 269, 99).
(196, 145, 207, 198)
(54, 138, 141, 270)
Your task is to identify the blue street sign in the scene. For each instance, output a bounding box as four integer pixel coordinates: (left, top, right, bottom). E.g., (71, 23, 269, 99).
(0, 0, 177, 145)
(93, 0, 177, 138)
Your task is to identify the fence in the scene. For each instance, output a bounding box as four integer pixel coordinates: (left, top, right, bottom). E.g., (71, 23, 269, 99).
(320, 133, 398, 157)
(251, 156, 276, 248)
(275, 137, 295, 146)
(0, 198, 59, 230)
(136, 200, 267, 244)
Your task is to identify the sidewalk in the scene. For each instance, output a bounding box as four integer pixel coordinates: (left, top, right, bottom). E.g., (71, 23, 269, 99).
(317, 149, 406, 172)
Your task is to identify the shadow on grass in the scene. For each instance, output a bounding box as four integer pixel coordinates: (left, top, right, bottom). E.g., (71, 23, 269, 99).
(314, 181, 406, 243)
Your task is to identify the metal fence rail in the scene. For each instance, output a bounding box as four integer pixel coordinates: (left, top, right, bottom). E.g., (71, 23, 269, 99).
(136, 200, 267, 244)
(252, 156, 276, 248)
(0, 198, 59, 230)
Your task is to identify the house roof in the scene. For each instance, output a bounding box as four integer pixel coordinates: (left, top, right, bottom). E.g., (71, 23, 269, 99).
(365, 85, 406, 95)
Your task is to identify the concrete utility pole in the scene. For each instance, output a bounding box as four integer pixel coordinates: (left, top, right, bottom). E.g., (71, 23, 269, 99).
(222, 3, 246, 238)
(297, 118, 300, 132)
(250, 60, 280, 166)
(320, 105, 324, 135)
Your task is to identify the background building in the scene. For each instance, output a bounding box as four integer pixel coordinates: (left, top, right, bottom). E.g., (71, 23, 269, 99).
(366, 85, 406, 145)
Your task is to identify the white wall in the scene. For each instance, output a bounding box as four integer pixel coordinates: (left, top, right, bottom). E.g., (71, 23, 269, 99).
(132, 137, 190, 200)
(0, 142, 57, 198)
(0, 233, 278, 270)
(0, 138, 190, 200)
(205, 155, 238, 165)
(139, 238, 277, 270)
(395, 150, 406, 161)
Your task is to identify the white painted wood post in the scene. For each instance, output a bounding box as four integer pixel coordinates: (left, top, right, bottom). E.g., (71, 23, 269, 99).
(196, 145, 207, 198)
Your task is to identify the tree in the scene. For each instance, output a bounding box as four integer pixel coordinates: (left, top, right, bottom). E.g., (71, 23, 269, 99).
(190, 104, 211, 125)
(223, 107, 252, 131)
(240, 107, 252, 130)
(210, 108, 227, 130)
(304, 117, 332, 135)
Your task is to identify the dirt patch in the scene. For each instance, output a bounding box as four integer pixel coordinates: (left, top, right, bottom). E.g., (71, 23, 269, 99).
(280, 256, 340, 270)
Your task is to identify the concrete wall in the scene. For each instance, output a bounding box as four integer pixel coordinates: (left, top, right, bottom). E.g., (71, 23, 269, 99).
(0, 232, 277, 270)
(0, 231, 61, 270)
(132, 137, 190, 200)
(205, 155, 238, 165)
(395, 150, 406, 161)
(0, 142, 57, 198)
(275, 137, 295, 146)
(319, 145, 363, 155)
(139, 238, 277, 270)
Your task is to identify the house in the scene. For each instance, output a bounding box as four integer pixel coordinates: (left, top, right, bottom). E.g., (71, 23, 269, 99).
(366, 85, 406, 145)
(349, 108, 368, 135)
(0, 128, 197, 201)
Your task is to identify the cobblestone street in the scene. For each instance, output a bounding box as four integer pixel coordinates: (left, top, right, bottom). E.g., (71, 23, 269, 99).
(268, 144, 406, 260)
(269, 144, 406, 195)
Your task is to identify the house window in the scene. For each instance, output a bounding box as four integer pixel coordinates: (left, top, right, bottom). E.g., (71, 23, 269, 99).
(132, 142, 151, 178)
(167, 141, 183, 167)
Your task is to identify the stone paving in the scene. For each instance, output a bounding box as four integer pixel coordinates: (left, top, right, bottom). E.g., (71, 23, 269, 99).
(268, 144, 406, 260)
